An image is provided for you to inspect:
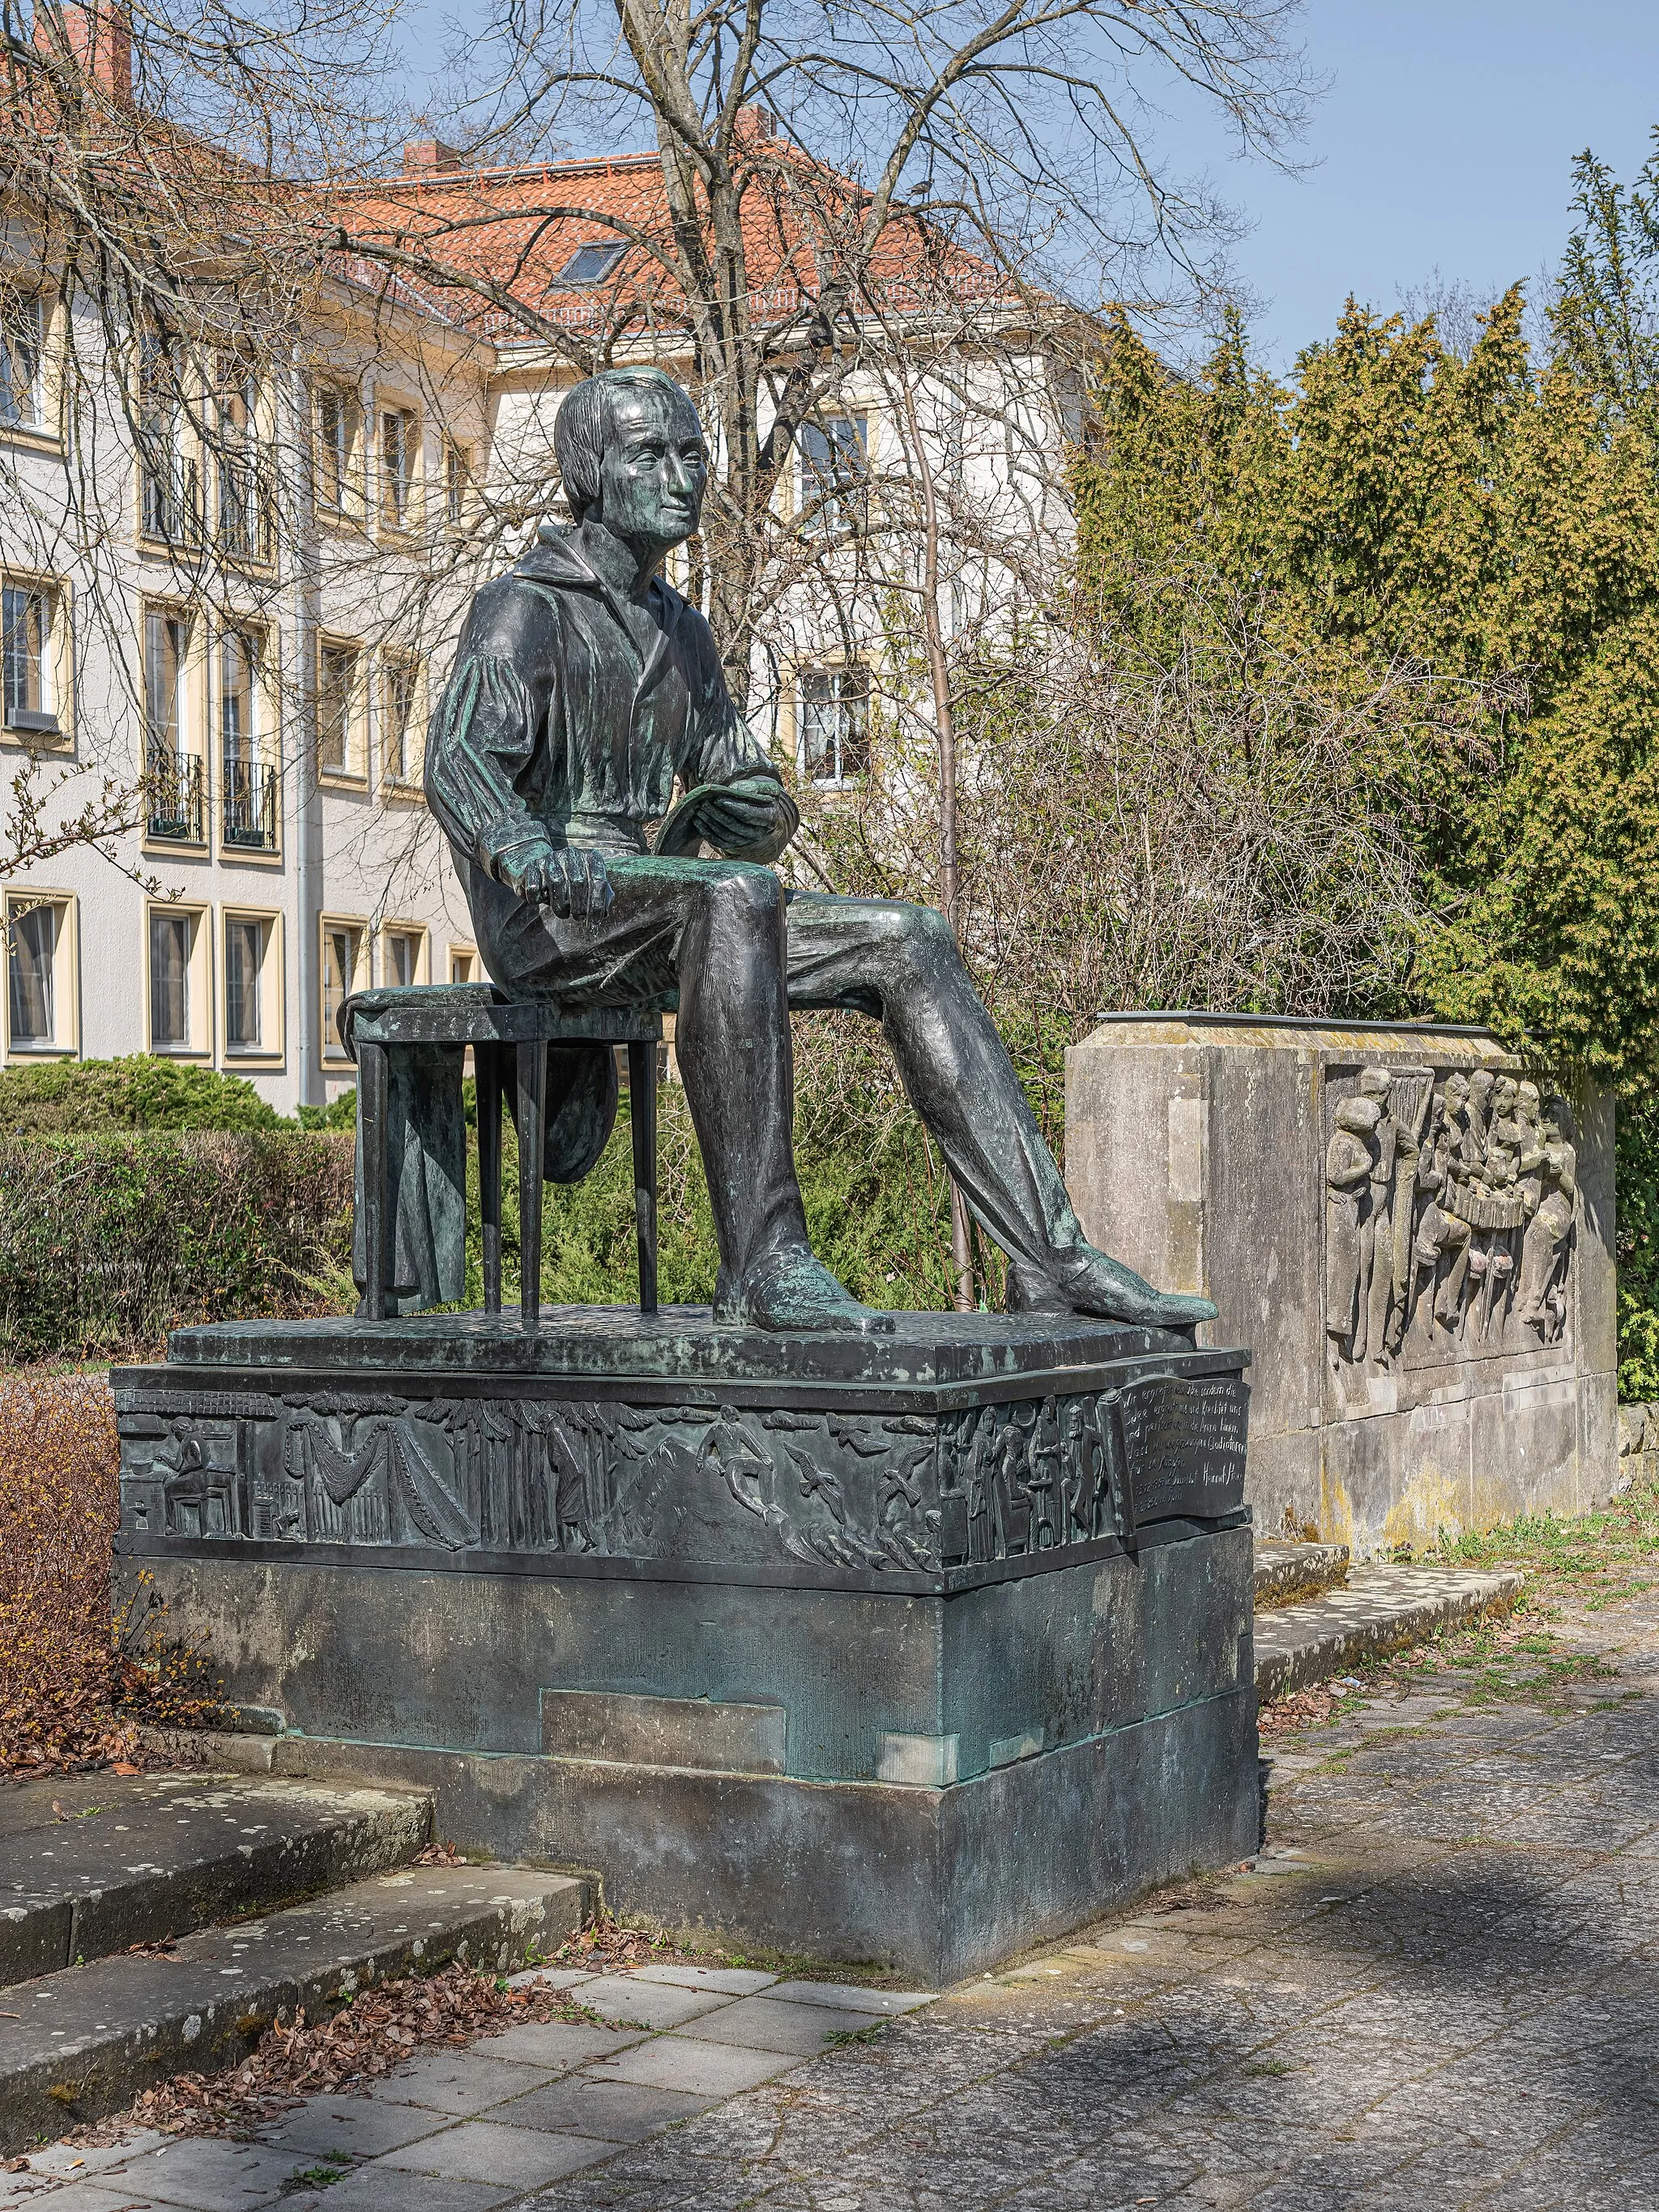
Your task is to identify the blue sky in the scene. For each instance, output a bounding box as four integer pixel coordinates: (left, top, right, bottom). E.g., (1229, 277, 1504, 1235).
(1185, 0, 1659, 368)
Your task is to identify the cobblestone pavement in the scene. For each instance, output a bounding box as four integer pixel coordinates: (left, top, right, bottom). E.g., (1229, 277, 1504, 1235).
(6, 1588, 1656, 2212)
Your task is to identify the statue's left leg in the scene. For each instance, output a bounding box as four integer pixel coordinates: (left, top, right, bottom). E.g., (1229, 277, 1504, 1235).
(783, 893, 1216, 1329)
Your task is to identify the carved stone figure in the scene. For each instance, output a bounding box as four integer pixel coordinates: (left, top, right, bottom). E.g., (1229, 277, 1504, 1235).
(1325, 1096, 1379, 1355)
(1517, 1101, 1577, 1338)
(1357, 1067, 1396, 1364)
(1324, 1059, 1578, 1375)
(424, 365, 1213, 1336)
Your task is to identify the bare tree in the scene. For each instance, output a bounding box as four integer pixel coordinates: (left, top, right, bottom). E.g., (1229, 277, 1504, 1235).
(339, 0, 1316, 705)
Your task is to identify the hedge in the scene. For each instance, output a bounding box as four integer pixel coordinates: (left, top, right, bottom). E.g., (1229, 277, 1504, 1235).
(0, 1132, 355, 1362)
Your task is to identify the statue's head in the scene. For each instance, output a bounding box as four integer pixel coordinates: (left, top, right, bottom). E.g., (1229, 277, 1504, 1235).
(554, 367, 706, 552)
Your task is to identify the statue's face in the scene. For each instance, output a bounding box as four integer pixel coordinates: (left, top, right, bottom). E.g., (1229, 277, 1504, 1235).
(591, 386, 707, 550)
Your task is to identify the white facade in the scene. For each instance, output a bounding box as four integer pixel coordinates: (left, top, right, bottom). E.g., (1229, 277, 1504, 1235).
(2, 269, 491, 1114)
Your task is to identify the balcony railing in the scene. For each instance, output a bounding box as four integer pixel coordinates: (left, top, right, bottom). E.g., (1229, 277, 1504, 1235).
(146, 750, 205, 842)
(223, 757, 278, 850)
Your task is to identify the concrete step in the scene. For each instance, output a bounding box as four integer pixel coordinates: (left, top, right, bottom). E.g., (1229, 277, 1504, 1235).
(0, 1859, 588, 2152)
(0, 1771, 433, 1991)
(1253, 1565, 1525, 1703)
(1252, 1540, 1350, 1610)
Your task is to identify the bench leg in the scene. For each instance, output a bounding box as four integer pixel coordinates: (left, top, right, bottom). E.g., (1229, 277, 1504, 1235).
(357, 1040, 390, 1321)
(477, 1042, 503, 1317)
(628, 1039, 659, 1317)
(518, 1038, 546, 1325)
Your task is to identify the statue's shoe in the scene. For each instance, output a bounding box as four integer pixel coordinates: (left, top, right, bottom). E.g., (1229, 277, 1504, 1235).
(1006, 1250, 1218, 1330)
(714, 1248, 896, 1335)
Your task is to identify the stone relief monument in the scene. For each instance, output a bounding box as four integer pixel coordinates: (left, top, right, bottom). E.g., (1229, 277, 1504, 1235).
(1068, 1016, 1614, 1558)
(1324, 1067, 1579, 1371)
(113, 369, 1258, 1982)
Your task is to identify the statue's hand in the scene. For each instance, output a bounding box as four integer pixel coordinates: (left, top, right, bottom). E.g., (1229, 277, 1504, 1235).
(495, 838, 614, 919)
(696, 777, 787, 853)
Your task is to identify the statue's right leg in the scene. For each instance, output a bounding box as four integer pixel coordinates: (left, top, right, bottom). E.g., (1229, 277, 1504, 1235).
(665, 863, 893, 1332)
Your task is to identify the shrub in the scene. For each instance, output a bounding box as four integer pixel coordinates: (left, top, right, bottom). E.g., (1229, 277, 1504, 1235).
(0, 1132, 355, 1363)
(0, 1055, 286, 1134)
(0, 1373, 221, 1772)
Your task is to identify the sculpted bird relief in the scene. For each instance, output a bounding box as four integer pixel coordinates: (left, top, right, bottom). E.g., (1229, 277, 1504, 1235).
(1324, 1065, 1577, 1378)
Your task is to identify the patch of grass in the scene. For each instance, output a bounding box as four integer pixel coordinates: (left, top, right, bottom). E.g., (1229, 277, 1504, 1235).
(1244, 2059, 1295, 2077)
(1427, 1474, 1659, 1612)
(824, 2022, 888, 2048)
(280, 2159, 353, 2194)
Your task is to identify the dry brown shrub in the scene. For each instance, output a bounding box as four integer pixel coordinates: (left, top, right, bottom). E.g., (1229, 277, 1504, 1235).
(0, 1373, 216, 1776)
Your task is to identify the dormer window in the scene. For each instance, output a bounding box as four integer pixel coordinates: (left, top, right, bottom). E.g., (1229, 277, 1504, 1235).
(557, 241, 627, 286)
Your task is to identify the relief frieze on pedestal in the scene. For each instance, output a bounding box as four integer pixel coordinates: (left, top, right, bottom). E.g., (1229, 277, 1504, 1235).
(115, 1365, 1250, 1583)
(1324, 1063, 1578, 1377)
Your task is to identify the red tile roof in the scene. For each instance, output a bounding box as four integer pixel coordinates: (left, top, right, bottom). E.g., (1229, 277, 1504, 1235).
(336, 130, 1010, 348)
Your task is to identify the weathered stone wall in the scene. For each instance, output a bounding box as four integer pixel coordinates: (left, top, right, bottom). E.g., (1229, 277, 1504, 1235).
(1617, 1401, 1659, 1494)
(1066, 1015, 1618, 1559)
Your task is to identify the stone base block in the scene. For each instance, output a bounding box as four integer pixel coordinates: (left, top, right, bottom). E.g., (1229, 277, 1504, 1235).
(113, 1306, 1260, 1982)
(119, 1533, 1259, 1984)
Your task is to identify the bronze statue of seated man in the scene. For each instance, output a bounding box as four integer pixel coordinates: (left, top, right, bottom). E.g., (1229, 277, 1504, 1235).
(425, 364, 1213, 1337)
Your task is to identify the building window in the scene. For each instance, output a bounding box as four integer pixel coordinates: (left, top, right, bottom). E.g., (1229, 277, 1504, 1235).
(2, 583, 58, 735)
(1, 293, 43, 429)
(322, 919, 364, 1056)
(224, 916, 265, 1051)
(384, 927, 424, 988)
(139, 330, 196, 543)
(799, 667, 871, 784)
(220, 630, 275, 849)
(444, 440, 471, 526)
(380, 407, 417, 531)
(557, 241, 627, 285)
(449, 947, 476, 985)
(382, 654, 420, 786)
(215, 356, 271, 562)
(317, 639, 360, 775)
(144, 607, 203, 841)
(148, 908, 197, 1051)
(315, 384, 360, 516)
(797, 413, 868, 535)
(7, 901, 57, 1044)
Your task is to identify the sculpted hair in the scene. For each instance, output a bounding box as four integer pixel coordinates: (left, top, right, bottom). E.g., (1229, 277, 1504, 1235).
(554, 367, 693, 522)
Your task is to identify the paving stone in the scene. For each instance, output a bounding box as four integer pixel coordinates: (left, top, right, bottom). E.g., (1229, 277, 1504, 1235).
(365, 2044, 555, 2116)
(766, 1980, 936, 2013)
(11, 2136, 168, 2182)
(476, 2018, 647, 2067)
(288, 2169, 515, 2212)
(0, 2190, 175, 2212)
(628, 1964, 779, 1996)
(684, 1995, 888, 2056)
(574, 1975, 734, 2029)
(379, 2119, 617, 2185)
(87, 2137, 313, 2210)
(254, 2091, 453, 2158)
(496, 2075, 714, 2141)
(597, 2035, 804, 2095)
